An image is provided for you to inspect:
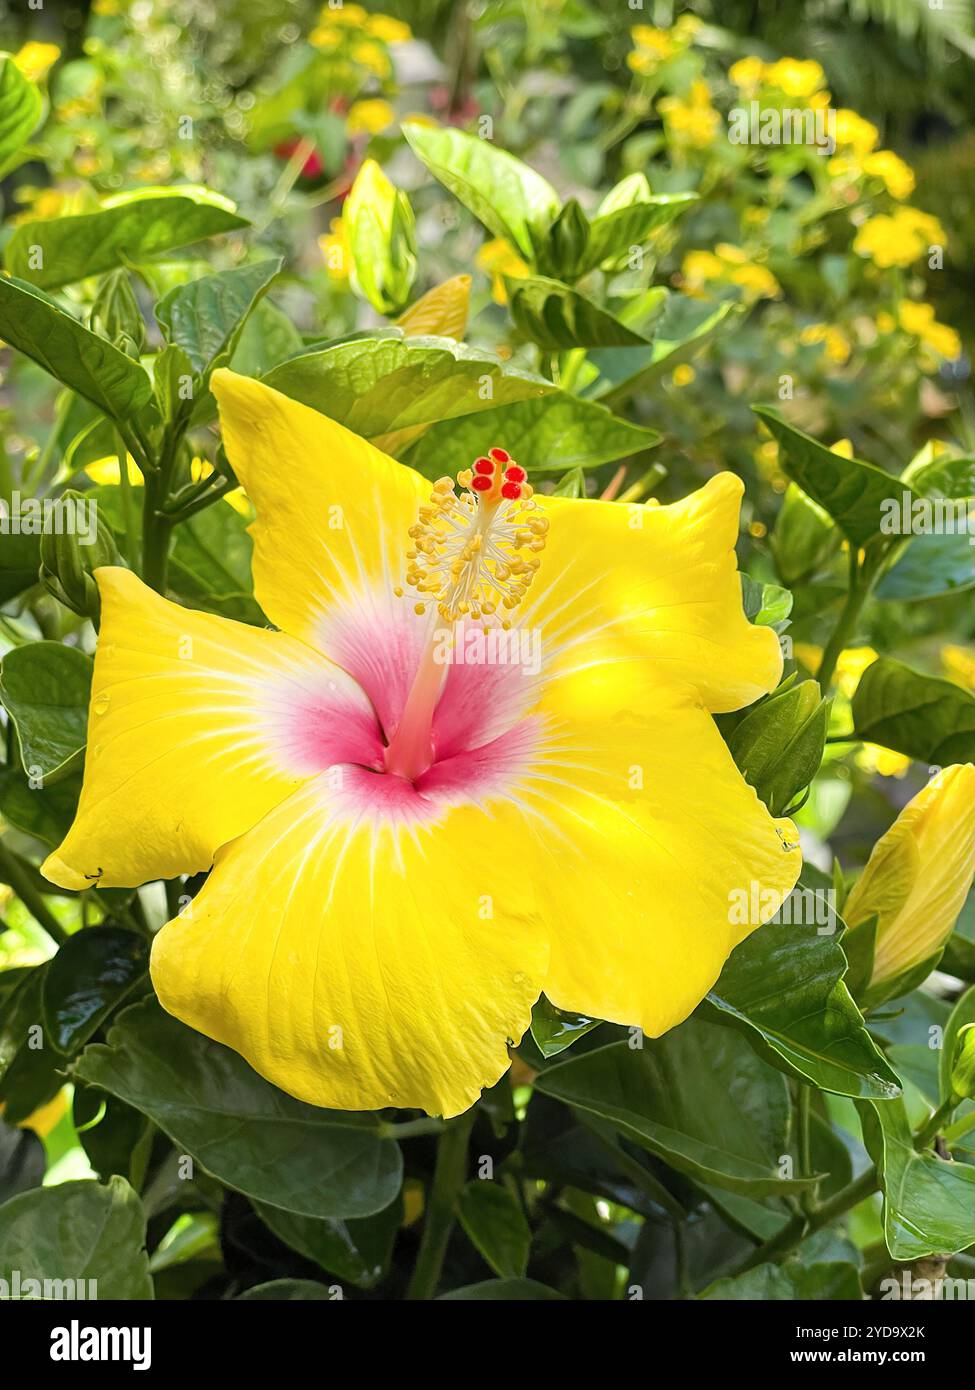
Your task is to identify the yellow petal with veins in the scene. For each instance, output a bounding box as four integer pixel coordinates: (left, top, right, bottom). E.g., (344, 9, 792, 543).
(529, 473, 782, 713)
(150, 787, 547, 1117)
(210, 369, 426, 655)
(525, 664, 801, 1034)
(42, 567, 372, 890)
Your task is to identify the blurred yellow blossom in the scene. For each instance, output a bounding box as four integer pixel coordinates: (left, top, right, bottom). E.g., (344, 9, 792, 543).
(830, 438, 855, 459)
(800, 322, 852, 365)
(366, 13, 412, 44)
(875, 311, 896, 334)
(856, 744, 911, 778)
(729, 56, 765, 89)
(862, 149, 915, 200)
(943, 645, 975, 691)
(319, 216, 350, 280)
(834, 109, 879, 156)
(475, 237, 529, 305)
(14, 41, 60, 82)
(844, 765, 975, 993)
(764, 57, 826, 98)
(352, 40, 391, 77)
(898, 300, 961, 359)
(659, 80, 721, 149)
(86, 455, 143, 486)
(628, 25, 677, 72)
(347, 98, 395, 135)
(854, 207, 945, 269)
(672, 363, 696, 387)
(682, 244, 780, 301)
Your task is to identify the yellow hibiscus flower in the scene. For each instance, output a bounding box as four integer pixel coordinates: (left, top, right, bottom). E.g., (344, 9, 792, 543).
(42, 370, 800, 1118)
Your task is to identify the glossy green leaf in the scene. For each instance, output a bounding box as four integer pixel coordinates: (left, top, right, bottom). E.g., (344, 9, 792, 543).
(0, 1176, 153, 1299)
(0, 1116, 44, 1203)
(5, 187, 249, 289)
(941, 984, 975, 1103)
(772, 483, 840, 585)
(0, 766, 81, 846)
(439, 1278, 566, 1300)
(860, 1097, 975, 1259)
(851, 656, 975, 764)
(457, 1181, 531, 1279)
(741, 576, 793, 628)
(72, 998, 403, 1220)
(596, 298, 737, 405)
(507, 275, 649, 350)
(754, 406, 910, 546)
(0, 528, 41, 602)
(402, 122, 559, 261)
(877, 529, 975, 600)
(728, 680, 829, 815)
(0, 275, 152, 420)
(0, 641, 92, 783)
(254, 1194, 402, 1290)
(238, 1279, 337, 1300)
(0, 53, 43, 178)
(536, 1019, 813, 1196)
(43, 927, 147, 1055)
(404, 392, 659, 477)
(169, 502, 263, 625)
(530, 995, 599, 1058)
(580, 193, 697, 274)
(702, 1259, 861, 1300)
(263, 333, 551, 438)
(705, 906, 901, 1099)
(155, 257, 283, 376)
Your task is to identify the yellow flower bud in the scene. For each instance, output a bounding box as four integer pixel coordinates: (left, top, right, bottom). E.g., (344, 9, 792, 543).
(845, 765, 975, 997)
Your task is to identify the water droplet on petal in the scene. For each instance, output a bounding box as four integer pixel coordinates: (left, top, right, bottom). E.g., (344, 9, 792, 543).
(92, 693, 111, 715)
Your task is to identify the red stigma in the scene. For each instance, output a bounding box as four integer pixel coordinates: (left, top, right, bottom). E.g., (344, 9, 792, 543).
(471, 475, 493, 492)
(505, 464, 527, 483)
(489, 447, 510, 464)
(473, 456, 495, 475)
(501, 481, 522, 500)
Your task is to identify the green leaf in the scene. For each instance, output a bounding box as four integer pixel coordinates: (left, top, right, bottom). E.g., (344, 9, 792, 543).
(439, 1278, 566, 1300)
(595, 298, 737, 405)
(169, 502, 263, 625)
(0, 527, 41, 602)
(0, 53, 43, 178)
(903, 451, 975, 499)
(771, 484, 840, 585)
(263, 333, 552, 437)
(0, 1116, 44, 1203)
(705, 906, 902, 1099)
(0, 275, 152, 420)
(43, 927, 148, 1055)
(404, 392, 659, 477)
(457, 1181, 531, 1278)
(876, 530, 975, 600)
(72, 998, 403, 1220)
(741, 576, 793, 627)
(530, 995, 599, 1058)
(0, 1176, 153, 1299)
(5, 186, 249, 290)
(155, 258, 283, 376)
(535, 1018, 813, 1197)
(0, 766, 81, 846)
(860, 1097, 975, 1259)
(238, 1279, 337, 1300)
(728, 680, 830, 816)
(851, 657, 975, 764)
(753, 406, 909, 546)
(253, 1194, 401, 1290)
(0, 641, 93, 783)
(403, 122, 559, 261)
(702, 1259, 861, 1300)
(533, 198, 591, 280)
(580, 193, 697, 275)
(507, 275, 649, 350)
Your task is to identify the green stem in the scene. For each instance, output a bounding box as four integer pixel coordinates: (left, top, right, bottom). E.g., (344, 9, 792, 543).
(115, 430, 141, 569)
(797, 1084, 814, 1214)
(816, 547, 870, 691)
(378, 1117, 446, 1140)
(914, 1097, 959, 1151)
(405, 1108, 475, 1300)
(729, 1165, 879, 1277)
(141, 475, 173, 594)
(942, 1108, 975, 1146)
(0, 840, 68, 945)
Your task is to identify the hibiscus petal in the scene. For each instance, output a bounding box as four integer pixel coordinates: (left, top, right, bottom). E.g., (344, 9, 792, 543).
(524, 661, 802, 1035)
(529, 473, 782, 714)
(210, 369, 430, 728)
(150, 775, 548, 1118)
(42, 567, 379, 891)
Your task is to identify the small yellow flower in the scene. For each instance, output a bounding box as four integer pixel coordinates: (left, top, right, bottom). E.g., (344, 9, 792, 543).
(898, 300, 961, 359)
(943, 644, 975, 691)
(834, 109, 879, 156)
(682, 249, 724, 284)
(672, 364, 696, 387)
(475, 237, 529, 305)
(319, 1, 368, 24)
(854, 207, 946, 269)
(875, 311, 896, 334)
(659, 80, 720, 149)
(319, 216, 351, 281)
(855, 744, 911, 779)
(13, 41, 60, 82)
(799, 323, 851, 365)
(366, 13, 412, 44)
(86, 455, 144, 487)
(862, 149, 915, 201)
(729, 56, 765, 89)
(682, 245, 779, 302)
(764, 57, 825, 98)
(352, 39, 391, 77)
(347, 98, 395, 136)
(844, 765, 975, 995)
